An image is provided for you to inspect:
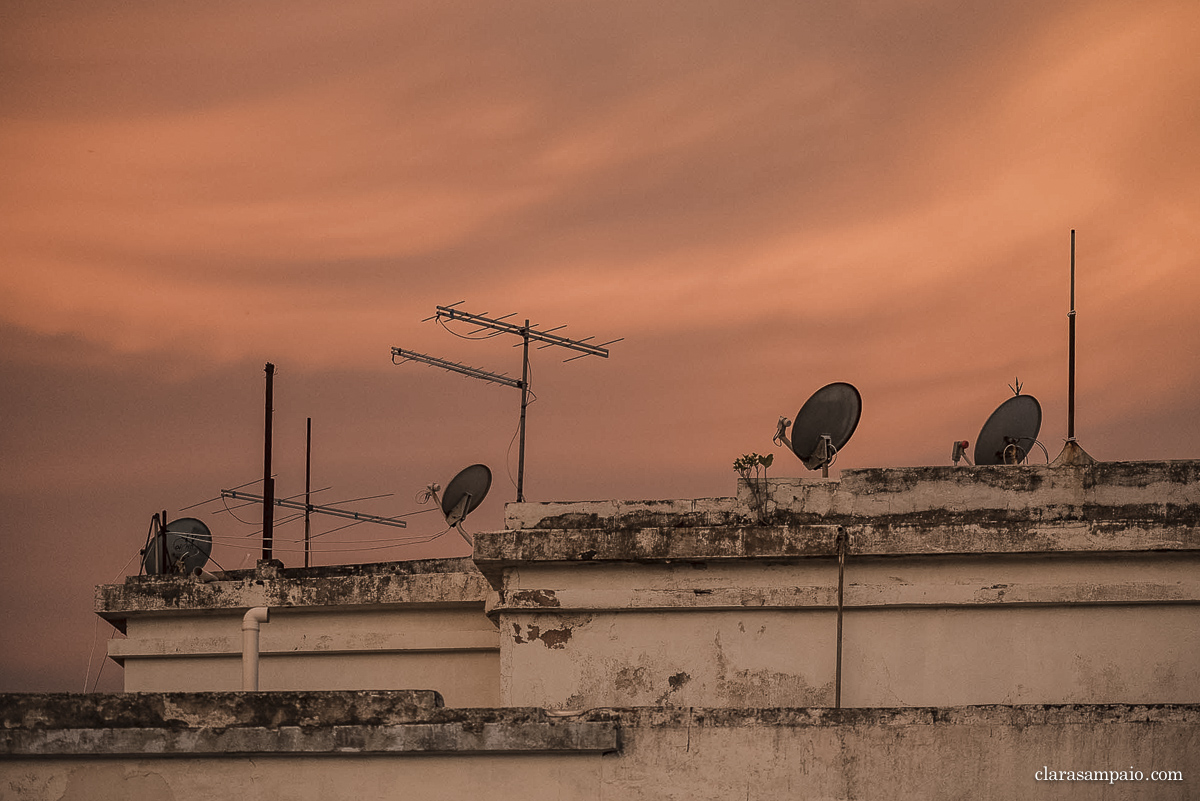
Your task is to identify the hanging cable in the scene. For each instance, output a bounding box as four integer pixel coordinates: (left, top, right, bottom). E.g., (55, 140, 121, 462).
(83, 549, 142, 692)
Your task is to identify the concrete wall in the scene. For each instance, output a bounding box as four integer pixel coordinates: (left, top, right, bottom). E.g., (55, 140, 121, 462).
(97, 559, 500, 706)
(118, 608, 498, 705)
(94, 462, 1200, 711)
(2, 693, 1196, 801)
(478, 461, 1200, 709)
(491, 557, 1200, 709)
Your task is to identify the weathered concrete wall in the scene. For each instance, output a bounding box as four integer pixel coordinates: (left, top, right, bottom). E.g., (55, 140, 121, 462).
(2, 695, 1196, 801)
(480, 462, 1200, 709)
(94, 462, 1200, 711)
(496, 462, 1200, 556)
(118, 608, 499, 705)
(97, 559, 499, 706)
(492, 557, 1200, 709)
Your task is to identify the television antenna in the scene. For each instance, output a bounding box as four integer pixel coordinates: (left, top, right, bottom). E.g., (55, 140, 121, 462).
(220, 488, 409, 530)
(774, 382, 862, 478)
(392, 302, 621, 501)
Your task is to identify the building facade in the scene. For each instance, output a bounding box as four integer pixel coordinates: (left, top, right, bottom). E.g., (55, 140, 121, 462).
(3, 459, 1199, 799)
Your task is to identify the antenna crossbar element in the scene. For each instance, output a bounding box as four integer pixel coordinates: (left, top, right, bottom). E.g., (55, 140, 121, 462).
(221, 490, 407, 529)
(435, 305, 617, 359)
(391, 347, 522, 389)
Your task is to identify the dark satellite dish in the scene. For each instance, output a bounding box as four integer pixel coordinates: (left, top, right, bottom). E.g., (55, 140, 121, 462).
(142, 517, 212, 575)
(777, 382, 862, 471)
(974, 394, 1041, 465)
(441, 464, 491, 526)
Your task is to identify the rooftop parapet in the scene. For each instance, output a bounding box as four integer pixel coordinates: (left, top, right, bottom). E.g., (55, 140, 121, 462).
(481, 461, 1200, 574)
(96, 557, 489, 629)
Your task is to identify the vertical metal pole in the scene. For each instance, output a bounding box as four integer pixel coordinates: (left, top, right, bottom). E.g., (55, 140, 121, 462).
(304, 416, 312, 569)
(835, 527, 846, 709)
(159, 510, 168, 575)
(516, 321, 530, 502)
(262, 363, 275, 563)
(1067, 230, 1077, 442)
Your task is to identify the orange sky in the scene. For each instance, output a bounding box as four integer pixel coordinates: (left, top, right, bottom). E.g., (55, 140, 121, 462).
(2, 0, 1199, 691)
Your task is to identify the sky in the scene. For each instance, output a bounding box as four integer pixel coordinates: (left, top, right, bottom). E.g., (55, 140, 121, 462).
(2, 0, 1199, 692)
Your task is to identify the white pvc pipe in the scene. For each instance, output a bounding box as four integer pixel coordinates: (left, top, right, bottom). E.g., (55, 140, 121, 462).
(241, 607, 270, 691)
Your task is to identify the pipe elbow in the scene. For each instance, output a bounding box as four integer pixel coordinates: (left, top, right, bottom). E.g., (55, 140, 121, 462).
(242, 606, 270, 631)
(193, 567, 219, 583)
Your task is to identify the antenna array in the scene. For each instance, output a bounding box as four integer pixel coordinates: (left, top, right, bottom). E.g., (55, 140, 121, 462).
(220, 489, 408, 529)
(392, 302, 621, 501)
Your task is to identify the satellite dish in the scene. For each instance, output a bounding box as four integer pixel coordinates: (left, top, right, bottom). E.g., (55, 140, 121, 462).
(441, 464, 491, 527)
(974, 394, 1041, 465)
(142, 517, 212, 575)
(777, 382, 862, 471)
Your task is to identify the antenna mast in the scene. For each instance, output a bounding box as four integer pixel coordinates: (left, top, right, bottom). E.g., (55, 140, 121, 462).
(392, 303, 621, 501)
(1067, 230, 1077, 442)
(1051, 230, 1096, 466)
(262, 363, 275, 563)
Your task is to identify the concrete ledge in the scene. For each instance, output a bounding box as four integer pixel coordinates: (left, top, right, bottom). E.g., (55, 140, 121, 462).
(0, 692, 619, 757)
(96, 558, 490, 628)
(0, 695, 619, 757)
(491, 579, 1200, 613)
(108, 629, 500, 663)
(0, 721, 620, 758)
(587, 703, 1200, 729)
(474, 525, 842, 574)
(501, 461, 1200, 534)
(0, 691, 443, 730)
(4, 698, 1195, 758)
(473, 521, 1199, 580)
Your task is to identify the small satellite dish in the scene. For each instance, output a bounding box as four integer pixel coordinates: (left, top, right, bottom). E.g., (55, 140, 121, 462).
(142, 517, 212, 575)
(974, 394, 1041, 466)
(424, 464, 492, 546)
(441, 464, 491, 526)
(777, 382, 862, 471)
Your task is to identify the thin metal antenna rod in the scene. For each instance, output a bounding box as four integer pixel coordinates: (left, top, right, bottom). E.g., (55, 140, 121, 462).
(304, 417, 312, 569)
(1068, 230, 1077, 442)
(518, 322, 530, 502)
(434, 305, 620, 360)
(262, 363, 275, 563)
(222, 489, 408, 529)
(392, 348, 522, 388)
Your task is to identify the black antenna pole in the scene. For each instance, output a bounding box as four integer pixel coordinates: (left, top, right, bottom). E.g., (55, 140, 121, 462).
(159, 509, 168, 575)
(1067, 230, 1076, 442)
(517, 321, 530, 502)
(262, 362, 275, 563)
(304, 416, 312, 569)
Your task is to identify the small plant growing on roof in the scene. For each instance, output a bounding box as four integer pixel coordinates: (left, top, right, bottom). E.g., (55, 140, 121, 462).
(733, 452, 773, 480)
(733, 453, 773, 522)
